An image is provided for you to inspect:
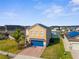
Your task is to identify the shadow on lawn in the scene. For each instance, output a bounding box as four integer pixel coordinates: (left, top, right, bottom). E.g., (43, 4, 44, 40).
(48, 37, 60, 46)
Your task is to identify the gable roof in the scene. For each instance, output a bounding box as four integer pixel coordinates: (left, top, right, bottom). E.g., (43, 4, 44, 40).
(28, 23, 49, 30)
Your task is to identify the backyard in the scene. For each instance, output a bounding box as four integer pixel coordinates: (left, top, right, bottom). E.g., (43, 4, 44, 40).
(41, 37, 73, 59)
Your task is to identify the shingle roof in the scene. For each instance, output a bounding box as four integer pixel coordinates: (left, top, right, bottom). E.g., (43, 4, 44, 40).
(28, 23, 49, 29)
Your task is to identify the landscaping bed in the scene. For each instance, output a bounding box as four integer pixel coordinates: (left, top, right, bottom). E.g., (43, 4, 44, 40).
(0, 39, 24, 54)
(0, 54, 10, 59)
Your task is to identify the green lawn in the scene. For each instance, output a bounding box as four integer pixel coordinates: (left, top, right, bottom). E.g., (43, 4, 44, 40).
(41, 38, 73, 59)
(0, 55, 10, 59)
(0, 39, 24, 54)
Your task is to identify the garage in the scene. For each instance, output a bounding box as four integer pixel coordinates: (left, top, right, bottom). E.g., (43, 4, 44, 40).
(31, 39, 44, 47)
(71, 43, 79, 50)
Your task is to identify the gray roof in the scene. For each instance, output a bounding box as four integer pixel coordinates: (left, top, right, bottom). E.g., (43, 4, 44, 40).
(28, 23, 49, 29)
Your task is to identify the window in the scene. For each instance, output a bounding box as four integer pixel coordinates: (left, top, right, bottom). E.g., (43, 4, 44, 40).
(41, 31, 44, 36)
(31, 31, 35, 35)
(35, 31, 38, 35)
(31, 31, 38, 36)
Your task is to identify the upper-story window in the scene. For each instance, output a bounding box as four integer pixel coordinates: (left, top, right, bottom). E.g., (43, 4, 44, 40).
(31, 31, 38, 35)
(35, 31, 38, 35)
(31, 31, 34, 34)
(41, 31, 44, 36)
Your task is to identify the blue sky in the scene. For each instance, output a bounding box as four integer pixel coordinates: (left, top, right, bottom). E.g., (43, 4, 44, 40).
(0, 0, 79, 26)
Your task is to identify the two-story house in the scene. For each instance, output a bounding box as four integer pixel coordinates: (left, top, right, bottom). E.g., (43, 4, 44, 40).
(26, 24, 51, 47)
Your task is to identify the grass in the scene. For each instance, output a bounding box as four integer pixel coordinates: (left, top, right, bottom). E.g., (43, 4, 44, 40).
(41, 38, 73, 59)
(0, 55, 10, 59)
(0, 39, 24, 54)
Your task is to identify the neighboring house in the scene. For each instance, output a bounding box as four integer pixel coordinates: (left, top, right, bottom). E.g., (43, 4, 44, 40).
(63, 31, 79, 51)
(26, 24, 51, 47)
(51, 31, 60, 38)
(0, 25, 28, 34)
(5, 25, 25, 34)
(51, 28, 58, 32)
(76, 27, 79, 31)
(0, 26, 5, 33)
(0, 25, 30, 40)
(67, 28, 71, 32)
(69, 27, 76, 31)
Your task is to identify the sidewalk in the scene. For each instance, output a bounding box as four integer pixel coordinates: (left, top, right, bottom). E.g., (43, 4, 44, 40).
(0, 51, 16, 58)
(71, 50, 79, 59)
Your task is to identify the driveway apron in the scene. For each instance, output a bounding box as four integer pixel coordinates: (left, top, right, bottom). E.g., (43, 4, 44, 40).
(18, 47, 45, 57)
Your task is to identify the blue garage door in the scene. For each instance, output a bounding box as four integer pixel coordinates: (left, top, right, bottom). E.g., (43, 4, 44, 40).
(31, 40, 44, 46)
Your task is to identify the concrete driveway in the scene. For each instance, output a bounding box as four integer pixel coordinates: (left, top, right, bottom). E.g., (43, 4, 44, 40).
(18, 47, 45, 57)
(71, 50, 79, 59)
(13, 55, 44, 59)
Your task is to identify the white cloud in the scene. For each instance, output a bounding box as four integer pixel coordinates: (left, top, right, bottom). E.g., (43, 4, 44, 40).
(0, 11, 24, 20)
(70, 0, 79, 5)
(3, 12, 18, 18)
(42, 4, 79, 19)
(72, 7, 79, 11)
(34, 0, 79, 19)
(54, 8, 63, 14)
(45, 6, 62, 14)
(34, 1, 47, 10)
(68, 0, 79, 12)
(42, 5, 64, 18)
(72, 0, 79, 5)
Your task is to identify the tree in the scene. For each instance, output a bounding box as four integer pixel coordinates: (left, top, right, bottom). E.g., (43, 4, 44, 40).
(12, 29, 25, 49)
